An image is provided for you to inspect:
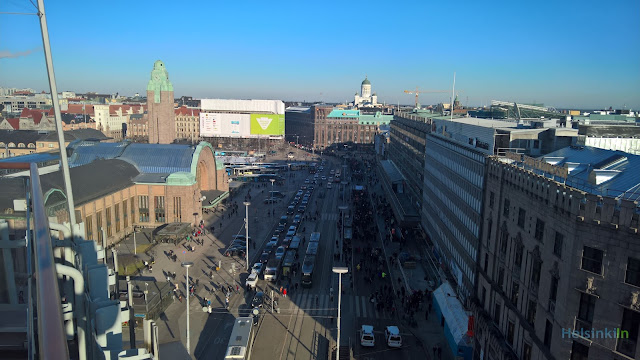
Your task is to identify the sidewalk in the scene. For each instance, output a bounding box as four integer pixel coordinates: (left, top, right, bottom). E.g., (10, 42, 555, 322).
(366, 171, 454, 360)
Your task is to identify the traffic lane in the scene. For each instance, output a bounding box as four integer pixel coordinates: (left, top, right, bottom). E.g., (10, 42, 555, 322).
(351, 320, 422, 360)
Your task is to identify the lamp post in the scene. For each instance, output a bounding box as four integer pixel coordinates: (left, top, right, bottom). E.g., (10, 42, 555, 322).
(270, 179, 275, 217)
(244, 202, 251, 271)
(181, 261, 194, 355)
(332, 266, 348, 360)
(133, 226, 137, 255)
(338, 205, 348, 264)
(341, 180, 348, 202)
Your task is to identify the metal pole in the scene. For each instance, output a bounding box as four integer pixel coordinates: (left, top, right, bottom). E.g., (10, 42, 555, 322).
(244, 202, 251, 270)
(271, 290, 274, 313)
(185, 266, 190, 354)
(270, 179, 275, 217)
(336, 273, 342, 360)
(127, 276, 135, 349)
(133, 227, 137, 255)
(341, 211, 344, 263)
(37, 0, 77, 236)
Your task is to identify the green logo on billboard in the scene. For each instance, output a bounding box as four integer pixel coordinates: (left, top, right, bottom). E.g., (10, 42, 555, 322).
(250, 114, 284, 135)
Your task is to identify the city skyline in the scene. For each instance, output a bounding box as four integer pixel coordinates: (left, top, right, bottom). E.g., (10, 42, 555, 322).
(1, 0, 639, 109)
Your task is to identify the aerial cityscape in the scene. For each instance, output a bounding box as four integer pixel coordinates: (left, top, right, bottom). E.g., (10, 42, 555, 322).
(0, 1, 639, 360)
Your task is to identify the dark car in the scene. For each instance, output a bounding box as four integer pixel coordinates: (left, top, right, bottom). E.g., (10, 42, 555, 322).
(225, 246, 246, 257)
(275, 224, 285, 233)
(265, 241, 278, 254)
(251, 292, 265, 308)
(259, 252, 270, 263)
(298, 205, 306, 213)
(286, 206, 295, 215)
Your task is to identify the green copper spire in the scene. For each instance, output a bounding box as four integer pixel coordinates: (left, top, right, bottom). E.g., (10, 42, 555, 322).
(147, 60, 174, 103)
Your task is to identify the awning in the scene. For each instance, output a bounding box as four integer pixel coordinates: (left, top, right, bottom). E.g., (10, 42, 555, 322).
(201, 190, 229, 208)
(433, 282, 471, 347)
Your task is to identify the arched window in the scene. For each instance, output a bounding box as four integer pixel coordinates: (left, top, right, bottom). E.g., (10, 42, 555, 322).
(28, 143, 35, 148)
(0, 142, 4, 147)
(18, 143, 26, 148)
(8, 142, 15, 148)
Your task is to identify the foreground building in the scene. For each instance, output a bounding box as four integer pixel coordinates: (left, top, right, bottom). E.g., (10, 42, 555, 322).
(475, 147, 640, 360)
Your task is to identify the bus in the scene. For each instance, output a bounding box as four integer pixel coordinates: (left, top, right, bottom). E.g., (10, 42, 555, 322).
(264, 258, 281, 282)
(224, 317, 254, 359)
(301, 255, 316, 288)
(306, 241, 318, 256)
(281, 250, 296, 277)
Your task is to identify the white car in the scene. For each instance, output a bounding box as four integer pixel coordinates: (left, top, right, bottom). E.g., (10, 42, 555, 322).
(327, 182, 333, 189)
(252, 262, 264, 275)
(360, 325, 375, 347)
(384, 326, 402, 347)
(246, 273, 259, 289)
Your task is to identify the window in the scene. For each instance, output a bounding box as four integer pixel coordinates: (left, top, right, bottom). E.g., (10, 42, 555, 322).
(154, 196, 165, 223)
(489, 191, 495, 209)
(544, 320, 553, 347)
(534, 219, 545, 242)
(130, 197, 135, 224)
(531, 259, 542, 286)
(48, 143, 53, 148)
(570, 341, 589, 360)
(514, 241, 523, 268)
(123, 201, 128, 228)
(173, 197, 182, 222)
(494, 303, 501, 323)
(85, 215, 93, 240)
(105, 207, 112, 237)
(549, 276, 558, 302)
(576, 292, 596, 331)
(522, 343, 532, 360)
(553, 232, 563, 258)
(500, 230, 509, 255)
(503, 199, 510, 217)
(625, 257, 640, 287)
(498, 266, 505, 288)
(527, 299, 537, 325)
(96, 211, 103, 243)
(481, 286, 487, 307)
(114, 204, 120, 233)
(138, 195, 149, 222)
(517, 208, 526, 228)
(581, 246, 603, 275)
(39, 143, 43, 148)
(507, 321, 515, 345)
(616, 308, 640, 357)
(484, 253, 489, 273)
(511, 281, 519, 305)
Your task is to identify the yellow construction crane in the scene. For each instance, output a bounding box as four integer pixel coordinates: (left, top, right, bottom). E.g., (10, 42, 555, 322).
(404, 87, 449, 108)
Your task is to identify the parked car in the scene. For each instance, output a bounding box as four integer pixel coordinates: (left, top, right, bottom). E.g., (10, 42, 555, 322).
(360, 325, 375, 347)
(252, 292, 265, 307)
(384, 326, 402, 347)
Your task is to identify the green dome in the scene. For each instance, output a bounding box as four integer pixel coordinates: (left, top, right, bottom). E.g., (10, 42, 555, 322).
(361, 77, 371, 85)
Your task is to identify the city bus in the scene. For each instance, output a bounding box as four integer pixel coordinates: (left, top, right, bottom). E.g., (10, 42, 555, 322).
(301, 254, 316, 288)
(224, 317, 254, 360)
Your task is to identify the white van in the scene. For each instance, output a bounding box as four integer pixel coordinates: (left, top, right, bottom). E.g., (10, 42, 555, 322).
(360, 325, 375, 347)
(384, 326, 402, 347)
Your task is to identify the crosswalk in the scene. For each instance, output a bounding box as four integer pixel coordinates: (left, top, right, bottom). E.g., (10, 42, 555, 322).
(283, 293, 393, 319)
(321, 213, 339, 221)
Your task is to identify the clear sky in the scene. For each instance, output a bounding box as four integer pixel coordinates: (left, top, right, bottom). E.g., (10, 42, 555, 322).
(1, 0, 639, 109)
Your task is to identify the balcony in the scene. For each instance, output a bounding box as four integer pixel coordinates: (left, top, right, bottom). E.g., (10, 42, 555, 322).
(574, 317, 592, 334)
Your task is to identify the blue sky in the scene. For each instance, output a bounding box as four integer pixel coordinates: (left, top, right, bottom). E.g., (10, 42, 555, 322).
(1, 0, 639, 109)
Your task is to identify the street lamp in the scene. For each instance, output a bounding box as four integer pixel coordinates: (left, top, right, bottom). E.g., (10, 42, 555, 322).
(133, 226, 137, 255)
(332, 266, 348, 360)
(181, 261, 194, 355)
(269, 179, 275, 217)
(244, 202, 251, 271)
(338, 205, 348, 264)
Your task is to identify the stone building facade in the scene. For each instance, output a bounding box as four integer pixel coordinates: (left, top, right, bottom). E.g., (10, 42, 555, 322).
(474, 154, 640, 360)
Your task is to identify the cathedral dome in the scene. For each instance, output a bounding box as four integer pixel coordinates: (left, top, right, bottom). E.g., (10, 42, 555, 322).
(361, 77, 371, 85)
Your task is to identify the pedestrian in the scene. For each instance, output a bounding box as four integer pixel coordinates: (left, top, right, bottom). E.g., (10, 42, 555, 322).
(437, 345, 442, 359)
(236, 284, 239, 293)
(433, 346, 437, 358)
(283, 288, 287, 297)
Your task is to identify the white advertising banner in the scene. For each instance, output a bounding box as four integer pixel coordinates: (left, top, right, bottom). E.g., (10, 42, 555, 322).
(200, 113, 252, 138)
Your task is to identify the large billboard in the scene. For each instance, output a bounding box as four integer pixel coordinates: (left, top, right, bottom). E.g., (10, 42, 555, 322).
(200, 112, 285, 138)
(250, 114, 285, 136)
